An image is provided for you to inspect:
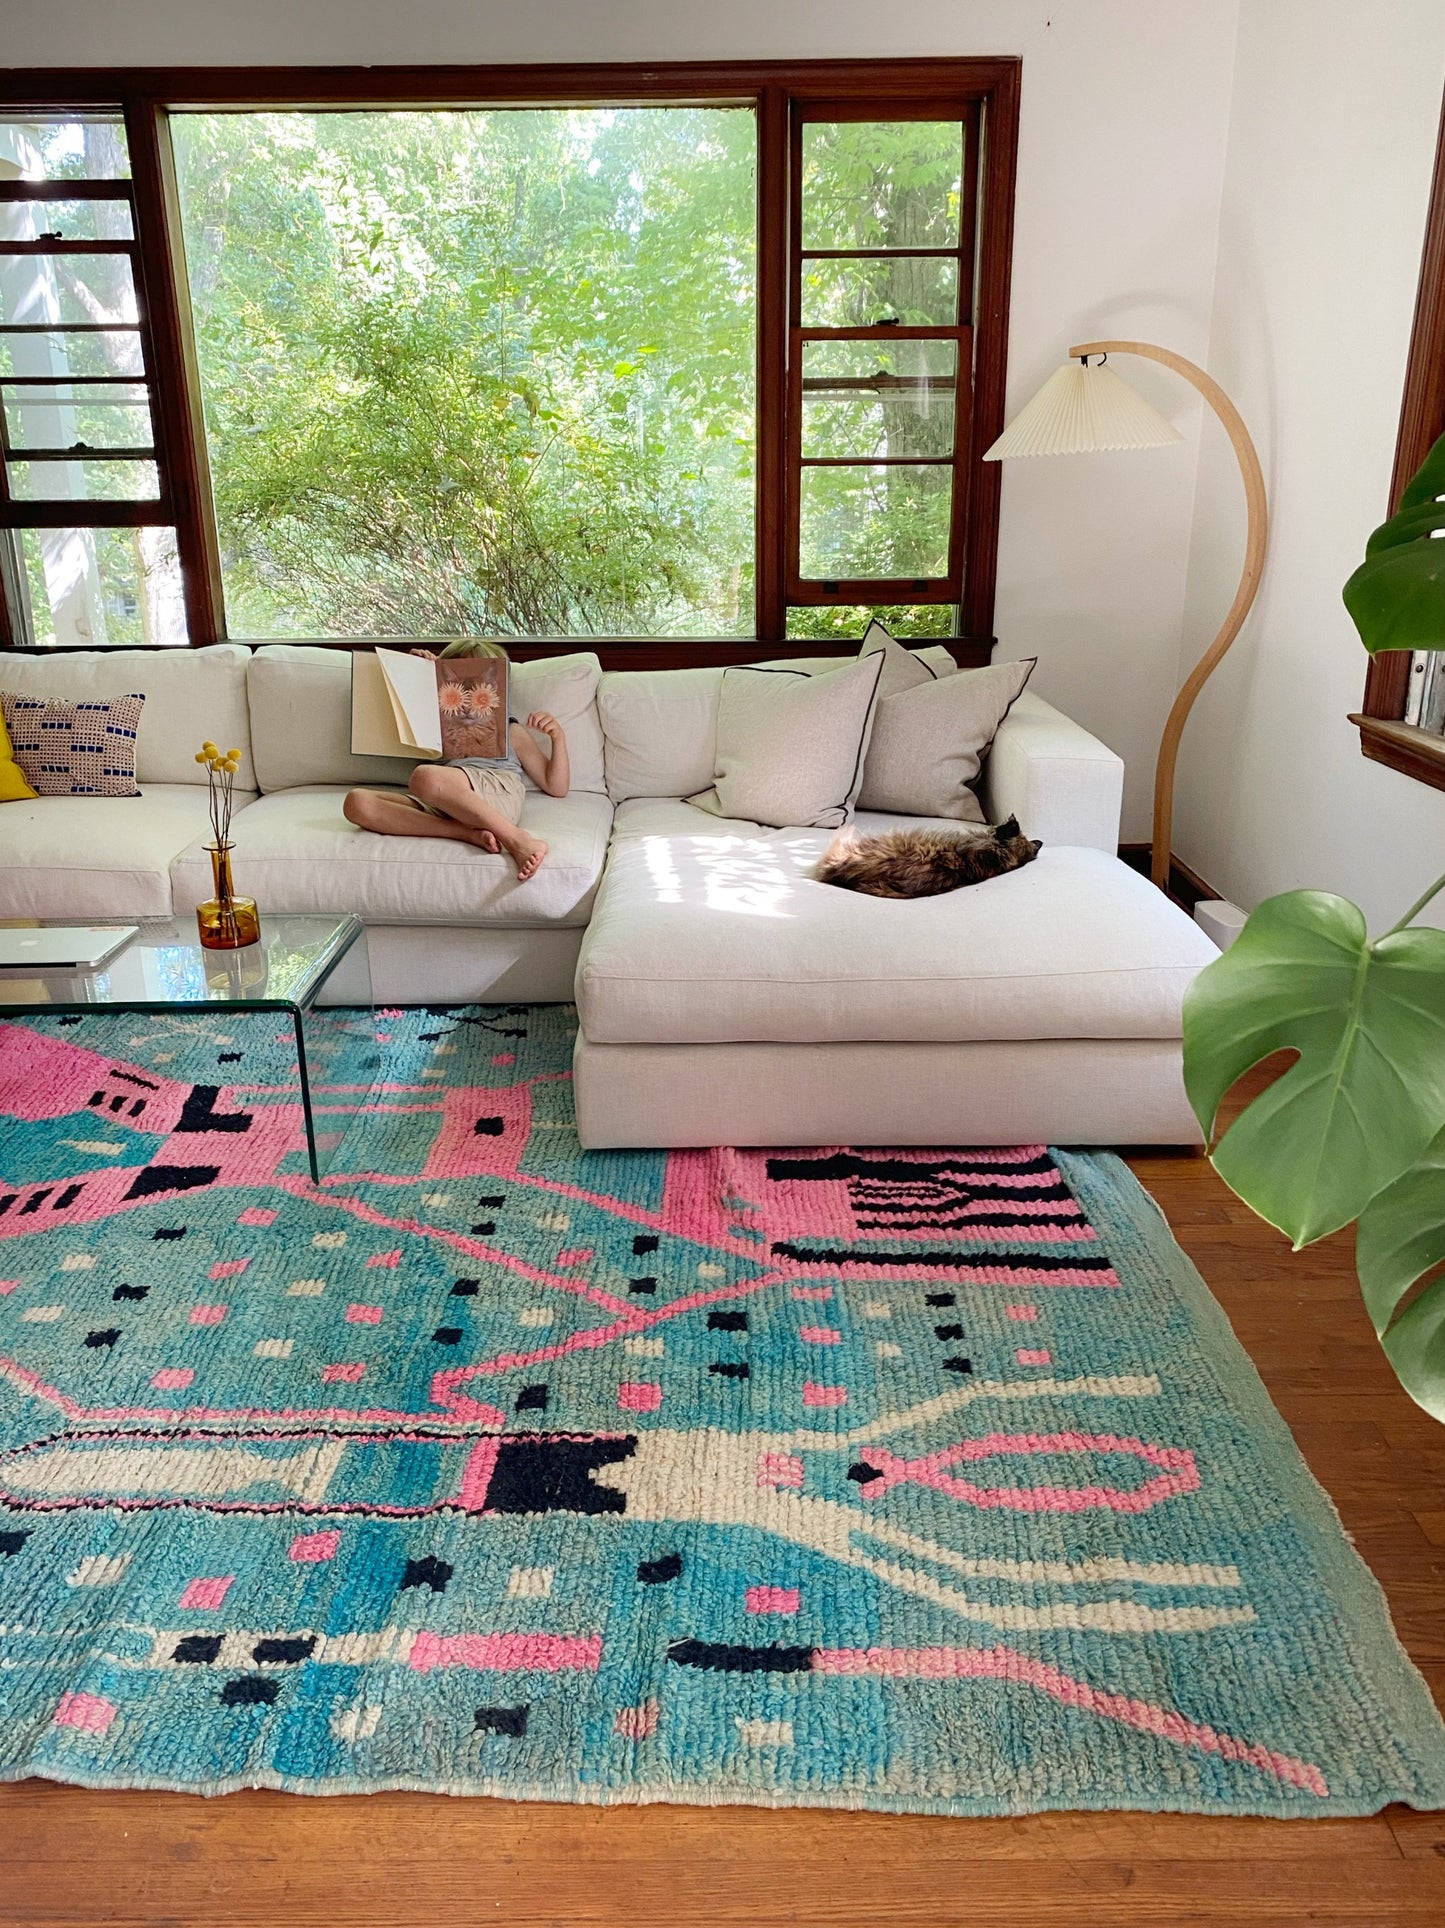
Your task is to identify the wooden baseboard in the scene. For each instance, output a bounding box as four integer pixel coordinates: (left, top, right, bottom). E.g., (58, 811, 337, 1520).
(1117, 842, 1222, 915)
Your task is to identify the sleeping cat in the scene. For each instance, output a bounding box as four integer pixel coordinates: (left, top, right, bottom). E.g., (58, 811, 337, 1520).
(813, 815, 1042, 899)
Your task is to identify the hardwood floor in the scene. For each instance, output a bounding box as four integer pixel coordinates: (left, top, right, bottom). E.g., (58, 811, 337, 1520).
(5, 1082, 1443, 1927)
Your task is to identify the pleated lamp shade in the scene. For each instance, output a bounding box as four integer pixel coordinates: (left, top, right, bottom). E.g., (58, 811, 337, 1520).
(983, 360, 1183, 460)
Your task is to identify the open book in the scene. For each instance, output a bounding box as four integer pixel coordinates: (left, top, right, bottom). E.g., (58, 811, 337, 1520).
(350, 648, 509, 763)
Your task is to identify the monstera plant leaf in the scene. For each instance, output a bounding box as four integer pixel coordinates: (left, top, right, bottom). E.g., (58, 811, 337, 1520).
(1182, 890, 1445, 1247)
(1343, 426, 1445, 654)
(1356, 1130, 1445, 1421)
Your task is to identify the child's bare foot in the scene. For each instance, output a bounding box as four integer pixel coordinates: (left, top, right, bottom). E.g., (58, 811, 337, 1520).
(502, 829, 548, 881)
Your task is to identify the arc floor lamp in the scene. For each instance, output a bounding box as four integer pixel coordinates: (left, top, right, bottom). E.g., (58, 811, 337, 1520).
(984, 341, 1268, 891)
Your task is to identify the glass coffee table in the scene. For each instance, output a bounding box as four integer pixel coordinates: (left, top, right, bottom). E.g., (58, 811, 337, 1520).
(0, 914, 377, 1183)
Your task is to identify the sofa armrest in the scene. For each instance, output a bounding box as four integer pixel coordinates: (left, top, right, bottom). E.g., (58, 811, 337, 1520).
(980, 691, 1124, 852)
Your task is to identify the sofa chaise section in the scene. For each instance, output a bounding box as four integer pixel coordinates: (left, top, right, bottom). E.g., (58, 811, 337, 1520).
(572, 690, 1217, 1149)
(579, 805, 1208, 1046)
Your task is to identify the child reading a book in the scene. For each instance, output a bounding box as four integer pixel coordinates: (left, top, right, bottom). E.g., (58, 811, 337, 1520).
(342, 641, 568, 881)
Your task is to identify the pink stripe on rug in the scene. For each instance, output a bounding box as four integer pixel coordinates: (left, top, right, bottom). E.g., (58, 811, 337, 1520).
(0, 1349, 505, 1431)
(275, 1178, 635, 1314)
(456, 1437, 502, 1511)
(858, 1432, 1200, 1513)
(430, 1268, 801, 1401)
(813, 1646, 1328, 1798)
(410, 1631, 602, 1674)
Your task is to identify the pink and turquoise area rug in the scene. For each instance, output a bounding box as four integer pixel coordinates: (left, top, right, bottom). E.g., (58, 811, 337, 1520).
(0, 1003, 1443, 1818)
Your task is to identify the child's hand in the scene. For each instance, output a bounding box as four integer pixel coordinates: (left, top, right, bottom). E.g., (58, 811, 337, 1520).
(526, 711, 562, 740)
(409, 648, 437, 660)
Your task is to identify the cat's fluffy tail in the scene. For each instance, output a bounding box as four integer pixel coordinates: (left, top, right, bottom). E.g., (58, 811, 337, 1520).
(813, 829, 861, 888)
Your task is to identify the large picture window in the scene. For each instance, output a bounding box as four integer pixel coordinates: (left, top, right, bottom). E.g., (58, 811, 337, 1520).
(0, 62, 1018, 663)
(171, 108, 757, 639)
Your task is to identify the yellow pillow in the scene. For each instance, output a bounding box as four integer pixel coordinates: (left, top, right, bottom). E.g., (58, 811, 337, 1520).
(0, 703, 38, 801)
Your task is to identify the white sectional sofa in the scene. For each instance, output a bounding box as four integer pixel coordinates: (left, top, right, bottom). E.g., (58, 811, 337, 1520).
(0, 639, 1218, 1149)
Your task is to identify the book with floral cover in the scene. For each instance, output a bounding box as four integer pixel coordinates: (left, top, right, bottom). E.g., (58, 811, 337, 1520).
(350, 647, 508, 762)
(436, 656, 508, 761)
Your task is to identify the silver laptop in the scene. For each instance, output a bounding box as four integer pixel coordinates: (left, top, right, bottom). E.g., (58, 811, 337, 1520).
(0, 926, 138, 971)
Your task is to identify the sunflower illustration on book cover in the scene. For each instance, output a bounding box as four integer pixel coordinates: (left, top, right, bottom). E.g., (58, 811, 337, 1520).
(436, 657, 508, 761)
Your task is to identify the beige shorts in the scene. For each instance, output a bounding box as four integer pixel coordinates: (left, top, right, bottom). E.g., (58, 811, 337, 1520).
(404, 764, 526, 825)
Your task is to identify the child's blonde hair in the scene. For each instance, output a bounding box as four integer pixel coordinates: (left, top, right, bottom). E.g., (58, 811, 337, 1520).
(438, 639, 511, 661)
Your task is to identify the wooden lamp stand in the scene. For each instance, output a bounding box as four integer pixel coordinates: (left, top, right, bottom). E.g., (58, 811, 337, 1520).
(1069, 340, 1269, 891)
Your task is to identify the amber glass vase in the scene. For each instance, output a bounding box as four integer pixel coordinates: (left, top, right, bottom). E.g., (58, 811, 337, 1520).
(196, 842, 260, 950)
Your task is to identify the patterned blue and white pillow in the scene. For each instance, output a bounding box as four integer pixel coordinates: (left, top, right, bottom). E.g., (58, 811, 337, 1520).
(0, 690, 145, 797)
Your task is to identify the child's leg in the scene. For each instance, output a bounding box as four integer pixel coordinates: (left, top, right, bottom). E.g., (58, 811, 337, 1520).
(342, 788, 482, 846)
(407, 767, 548, 881)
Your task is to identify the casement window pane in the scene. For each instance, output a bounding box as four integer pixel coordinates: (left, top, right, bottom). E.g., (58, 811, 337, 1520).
(171, 108, 757, 640)
(801, 339, 957, 459)
(0, 198, 134, 242)
(0, 116, 130, 181)
(8, 456, 161, 501)
(0, 328, 145, 378)
(799, 463, 952, 581)
(785, 602, 956, 641)
(13, 526, 186, 648)
(801, 121, 962, 252)
(0, 251, 138, 330)
(3, 384, 153, 450)
(800, 255, 958, 329)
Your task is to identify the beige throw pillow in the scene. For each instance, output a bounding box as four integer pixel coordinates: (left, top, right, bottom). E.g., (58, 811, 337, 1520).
(858, 620, 940, 701)
(858, 656, 1036, 820)
(688, 653, 885, 828)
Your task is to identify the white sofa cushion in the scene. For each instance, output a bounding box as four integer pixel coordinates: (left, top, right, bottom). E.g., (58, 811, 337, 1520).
(573, 1036, 1201, 1150)
(598, 644, 957, 804)
(858, 656, 1035, 820)
(0, 785, 251, 918)
(170, 786, 613, 927)
(577, 798, 1217, 1045)
(600, 664, 724, 803)
(0, 644, 254, 790)
(249, 647, 413, 793)
(687, 655, 885, 828)
(246, 646, 606, 795)
(510, 653, 605, 794)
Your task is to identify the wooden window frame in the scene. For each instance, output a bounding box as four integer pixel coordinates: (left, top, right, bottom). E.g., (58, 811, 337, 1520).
(785, 98, 979, 618)
(1350, 85, 1445, 790)
(0, 146, 183, 648)
(0, 60, 1019, 670)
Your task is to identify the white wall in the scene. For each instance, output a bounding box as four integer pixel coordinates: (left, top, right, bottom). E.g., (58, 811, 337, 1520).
(1174, 0, 1445, 929)
(4, 0, 1241, 835)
